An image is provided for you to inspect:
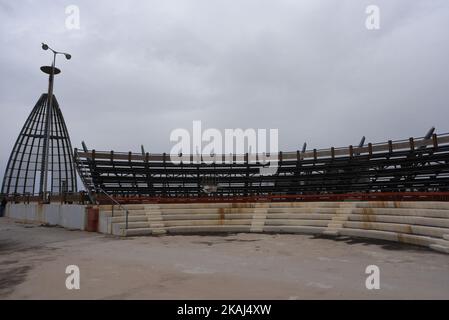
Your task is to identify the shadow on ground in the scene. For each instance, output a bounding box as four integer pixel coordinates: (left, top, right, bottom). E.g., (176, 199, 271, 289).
(312, 234, 432, 253)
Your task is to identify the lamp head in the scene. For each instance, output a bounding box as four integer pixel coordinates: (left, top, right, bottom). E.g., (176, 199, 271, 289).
(42, 43, 49, 50)
(64, 53, 71, 60)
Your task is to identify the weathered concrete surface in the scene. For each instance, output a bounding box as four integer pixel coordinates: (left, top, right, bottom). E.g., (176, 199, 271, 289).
(98, 202, 449, 254)
(5, 203, 86, 230)
(0, 217, 449, 299)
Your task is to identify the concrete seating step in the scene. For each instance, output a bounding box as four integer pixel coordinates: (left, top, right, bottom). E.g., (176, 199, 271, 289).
(158, 203, 253, 209)
(322, 230, 339, 236)
(97, 201, 449, 255)
(266, 208, 338, 214)
(327, 223, 344, 228)
(265, 213, 334, 220)
(160, 208, 257, 214)
(124, 228, 153, 236)
(268, 202, 342, 208)
(343, 221, 449, 238)
(99, 209, 147, 217)
(114, 221, 150, 229)
(165, 225, 251, 234)
(149, 222, 165, 228)
(351, 207, 449, 219)
(111, 215, 148, 223)
(339, 228, 434, 247)
(263, 225, 326, 234)
(352, 201, 449, 210)
(161, 213, 253, 221)
(347, 214, 449, 228)
(121, 204, 146, 210)
(163, 219, 252, 227)
(431, 238, 449, 247)
(264, 219, 329, 227)
(429, 244, 449, 254)
(410, 225, 449, 238)
(152, 228, 167, 235)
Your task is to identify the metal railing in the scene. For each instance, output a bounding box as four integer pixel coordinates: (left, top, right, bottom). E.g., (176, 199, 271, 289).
(2, 192, 89, 204)
(96, 188, 129, 230)
(96, 191, 449, 204)
(75, 132, 449, 162)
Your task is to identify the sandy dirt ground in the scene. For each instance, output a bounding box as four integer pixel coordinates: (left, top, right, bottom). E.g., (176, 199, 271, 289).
(1, 217, 448, 300)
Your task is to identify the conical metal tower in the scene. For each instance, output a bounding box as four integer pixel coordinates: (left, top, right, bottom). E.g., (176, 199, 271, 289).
(1, 44, 77, 197)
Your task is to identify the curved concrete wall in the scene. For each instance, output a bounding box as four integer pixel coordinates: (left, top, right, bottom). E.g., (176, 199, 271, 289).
(98, 201, 449, 254)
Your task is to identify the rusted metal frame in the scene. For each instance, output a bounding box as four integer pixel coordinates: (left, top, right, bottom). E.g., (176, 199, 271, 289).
(53, 99, 76, 194)
(12, 97, 47, 195)
(433, 133, 439, 150)
(409, 137, 415, 152)
(110, 151, 121, 196)
(50, 99, 62, 193)
(78, 133, 449, 163)
(100, 191, 449, 204)
(91, 149, 103, 193)
(163, 153, 168, 197)
(30, 97, 51, 196)
(4, 97, 44, 194)
(367, 142, 373, 188)
(27, 97, 51, 194)
(53, 101, 70, 195)
(228, 159, 232, 196)
(180, 158, 186, 197)
(144, 152, 153, 196)
(5, 93, 78, 196)
(14, 103, 42, 194)
(128, 151, 138, 195)
(56, 101, 77, 193)
(78, 144, 449, 196)
(244, 153, 249, 197)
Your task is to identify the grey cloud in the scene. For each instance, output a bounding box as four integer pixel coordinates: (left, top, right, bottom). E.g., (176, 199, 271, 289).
(1, 0, 449, 184)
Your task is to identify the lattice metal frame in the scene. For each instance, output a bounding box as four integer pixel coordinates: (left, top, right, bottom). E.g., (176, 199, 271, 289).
(75, 134, 449, 198)
(1, 93, 77, 195)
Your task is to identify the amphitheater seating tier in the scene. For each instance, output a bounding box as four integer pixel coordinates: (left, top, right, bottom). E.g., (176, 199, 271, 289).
(98, 201, 449, 254)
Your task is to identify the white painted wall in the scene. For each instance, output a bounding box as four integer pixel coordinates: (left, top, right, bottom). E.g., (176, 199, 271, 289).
(98, 211, 112, 234)
(5, 203, 87, 231)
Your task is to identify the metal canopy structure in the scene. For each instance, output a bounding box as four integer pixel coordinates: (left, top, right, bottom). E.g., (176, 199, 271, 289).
(75, 133, 449, 200)
(1, 94, 77, 196)
(1, 44, 77, 197)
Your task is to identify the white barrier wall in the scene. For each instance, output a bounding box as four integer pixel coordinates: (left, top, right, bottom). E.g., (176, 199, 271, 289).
(5, 203, 87, 231)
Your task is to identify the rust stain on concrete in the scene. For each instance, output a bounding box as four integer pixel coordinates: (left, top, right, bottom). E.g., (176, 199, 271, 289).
(219, 208, 225, 225)
(362, 208, 375, 222)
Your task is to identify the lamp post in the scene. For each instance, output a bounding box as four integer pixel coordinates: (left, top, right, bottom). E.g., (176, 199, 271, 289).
(40, 43, 71, 201)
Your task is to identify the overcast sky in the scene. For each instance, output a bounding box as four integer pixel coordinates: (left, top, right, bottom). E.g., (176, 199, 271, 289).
(1, 0, 449, 183)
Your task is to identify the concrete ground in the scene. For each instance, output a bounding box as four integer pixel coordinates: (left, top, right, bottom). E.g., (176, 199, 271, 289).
(1, 217, 449, 300)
